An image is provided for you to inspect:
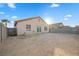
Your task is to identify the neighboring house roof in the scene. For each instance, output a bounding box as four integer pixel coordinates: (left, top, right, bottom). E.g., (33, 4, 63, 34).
(51, 23, 64, 25)
(63, 26, 71, 28)
(75, 25, 79, 28)
(49, 23, 64, 27)
(14, 16, 48, 26)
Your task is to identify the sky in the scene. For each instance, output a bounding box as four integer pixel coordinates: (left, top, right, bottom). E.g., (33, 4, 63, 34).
(0, 3, 79, 28)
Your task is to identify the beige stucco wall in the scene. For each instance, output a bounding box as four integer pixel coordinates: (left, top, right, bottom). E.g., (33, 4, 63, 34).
(16, 18, 49, 35)
(0, 25, 7, 44)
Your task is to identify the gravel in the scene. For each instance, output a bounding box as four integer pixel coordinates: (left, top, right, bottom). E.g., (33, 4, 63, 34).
(0, 33, 79, 56)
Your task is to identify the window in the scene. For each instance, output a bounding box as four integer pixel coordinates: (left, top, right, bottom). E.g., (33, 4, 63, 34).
(44, 26, 47, 31)
(26, 24, 31, 31)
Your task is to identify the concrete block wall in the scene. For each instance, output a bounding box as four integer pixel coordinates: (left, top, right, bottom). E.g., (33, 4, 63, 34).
(0, 26, 7, 44)
(49, 28, 79, 34)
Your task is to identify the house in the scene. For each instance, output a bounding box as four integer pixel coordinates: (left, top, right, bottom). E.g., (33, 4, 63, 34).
(49, 23, 64, 29)
(49, 23, 64, 32)
(0, 22, 7, 43)
(14, 16, 49, 35)
(75, 25, 79, 30)
(73, 25, 79, 34)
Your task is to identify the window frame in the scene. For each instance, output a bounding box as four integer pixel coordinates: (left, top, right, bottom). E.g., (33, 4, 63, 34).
(26, 24, 31, 31)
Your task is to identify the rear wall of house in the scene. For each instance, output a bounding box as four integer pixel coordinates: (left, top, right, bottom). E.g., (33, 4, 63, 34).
(16, 18, 49, 35)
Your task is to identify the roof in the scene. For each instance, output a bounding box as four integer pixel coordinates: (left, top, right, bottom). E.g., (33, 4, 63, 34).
(14, 16, 48, 26)
(15, 16, 42, 22)
(52, 23, 63, 25)
(49, 23, 64, 26)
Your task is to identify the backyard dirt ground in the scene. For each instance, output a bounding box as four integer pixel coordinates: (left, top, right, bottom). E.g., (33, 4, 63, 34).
(0, 33, 79, 56)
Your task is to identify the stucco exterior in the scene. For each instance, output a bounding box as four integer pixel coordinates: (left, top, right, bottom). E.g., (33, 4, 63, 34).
(15, 17, 49, 35)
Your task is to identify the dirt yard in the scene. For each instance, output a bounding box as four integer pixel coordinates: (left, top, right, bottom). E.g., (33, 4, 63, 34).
(0, 33, 79, 56)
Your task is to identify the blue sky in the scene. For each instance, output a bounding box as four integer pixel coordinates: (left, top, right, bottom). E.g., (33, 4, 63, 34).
(0, 3, 79, 27)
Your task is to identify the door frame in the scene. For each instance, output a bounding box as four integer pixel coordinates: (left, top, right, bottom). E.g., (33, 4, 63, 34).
(37, 26, 41, 32)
